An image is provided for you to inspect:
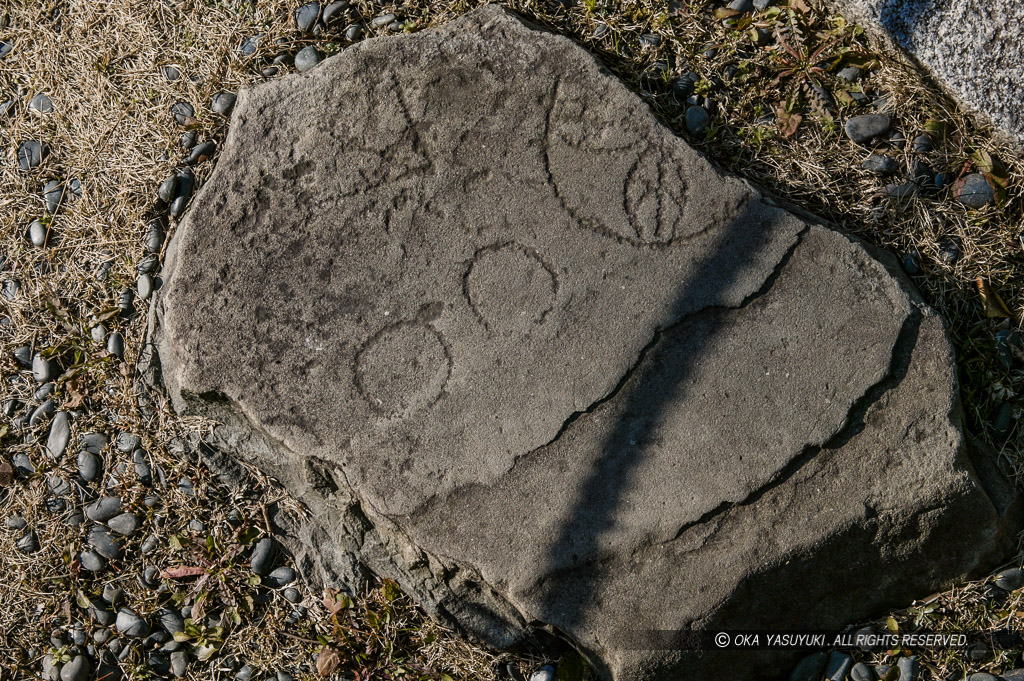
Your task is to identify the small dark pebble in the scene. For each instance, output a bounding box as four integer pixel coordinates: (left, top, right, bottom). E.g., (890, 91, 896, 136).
(283, 587, 301, 603)
(147, 652, 171, 676)
(295, 2, 322, 32)
(89, 526, 123, 560)
(185, 140, 216, 165)
(994, 402, 1014, 437)
(262, 66, 279, 77)
(345, 24, 363, 41)
(30, 399, 56, 426)
(102, 585, 124, 607)
(896, 656, 917, 681)
(845, 114, 891, 144)
(861, 154, 898, 175)
(12, 453, 35, 476)
(118, 288, 135, 312)
(60, 654, 90, 681)
(937, 238, 959, 265)
(17, 531, 39, 553)
(266, 566, 296, 587)
(883, 183, 917, 198)
(106, 332, 124, 359)
(825, 652, 852, 681)
(159, 608, 185, 634)
(140, 565, 161, 589)
(133, 449, 152, 484)
(108, 512, 140, 537)
(47, 411, 71, 457)
(0, 41, 12, 58)
(294, 46, 321, 72)
(371, 13, 396, 27)
(89, 599, 115, 626)
(17, 140, 50, 170)
(685, 105, 710, 136)
(29, 220, 49, 247)
(837, 65, 861, 81)
(957, 173, 995, 208)
(14, 345, 31, 365)
(238, 35, 262, 57)
(171, 651, 187, 678)
(210, 91, 236, 116)
(789, 652, 827, 681)
(162, 65, 181, 82)
(7, 514, 27, 530)
(137, 253, 159, 274)
(82, 432, 108, 454)
(116, 608, 149, 637)
(80, 550, 107, 572)
(32, 353, 57, 382)
(71, 627, 87, 647)
(995, 567, 1024, 591)
(887, 129, 906, 148)
(29, 92, 53, 113)
(727, 0, 754, 11)
(35, 382, 55, 401)
(251, 537, 278, 575)
(913, 133, 933, 152)
(170, 101, 195, 126)
(138, 273, 154, 300)
(145, 222, 164, 253)
(86, 496, 122, 522)
(43, 179, 64, 214)
(910, 160, 934, 186)
(157, 175, 177, 202)
(323, 1, 348, 23)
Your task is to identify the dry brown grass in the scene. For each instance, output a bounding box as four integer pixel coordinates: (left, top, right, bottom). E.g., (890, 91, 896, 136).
(1, 0, 1023, 679)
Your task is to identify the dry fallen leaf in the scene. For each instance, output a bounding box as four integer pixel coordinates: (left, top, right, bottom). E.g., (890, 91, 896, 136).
(317, 648, 341, 677)
(0, 460, 12, 487)
(160, 565, 207, 579)
(977, 277, 1013, 319)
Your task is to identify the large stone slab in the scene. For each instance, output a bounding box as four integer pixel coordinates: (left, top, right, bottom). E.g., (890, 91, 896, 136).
(826, 0, 1024, 146)
(148, 6, 1020, 680)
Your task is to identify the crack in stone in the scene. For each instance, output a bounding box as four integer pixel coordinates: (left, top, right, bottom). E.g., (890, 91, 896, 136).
(663, 305, 924, 546)
(519, 222, 812, 463)
(399, 221, 810, 521)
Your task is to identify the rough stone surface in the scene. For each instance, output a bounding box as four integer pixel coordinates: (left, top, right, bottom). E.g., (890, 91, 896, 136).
(824, 0, 1024, 147)
(148, 7, 1021, 681)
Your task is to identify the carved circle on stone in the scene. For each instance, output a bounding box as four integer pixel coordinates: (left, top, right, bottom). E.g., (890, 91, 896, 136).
(354, 322, 452, 415)
(546, 86, 689, 246)
(465, 242, 558, 333)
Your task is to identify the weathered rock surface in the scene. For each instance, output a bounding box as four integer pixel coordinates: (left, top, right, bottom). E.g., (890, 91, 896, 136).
(825, 0, 1024, 146)
(148, 6, 1021, 680)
